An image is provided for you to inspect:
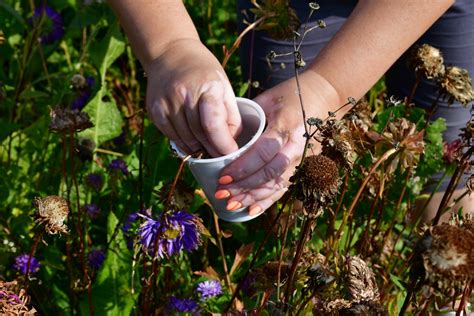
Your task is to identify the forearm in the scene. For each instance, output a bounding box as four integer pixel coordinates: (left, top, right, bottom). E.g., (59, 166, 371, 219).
(308, 0, 453, 111)
(108, 0, 199, 69)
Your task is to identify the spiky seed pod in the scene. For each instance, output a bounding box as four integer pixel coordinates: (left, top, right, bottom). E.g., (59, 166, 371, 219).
(407, 44, 445, 79)
(250, 0, 301, 40)
(70, 74, 87, 90)
(34, 196, 69, 235)
(0, 280, 37, 315)
(345, 256, 380, 302)
(439, 66, 474, 107)
(49, 107, 93, 133)
(291, 155, 341, 214)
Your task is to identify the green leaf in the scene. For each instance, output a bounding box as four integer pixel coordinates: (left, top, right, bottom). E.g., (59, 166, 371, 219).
(90, 23, 126, 80)
(81, 212, 137, 315)
(79, 89, 123, 146)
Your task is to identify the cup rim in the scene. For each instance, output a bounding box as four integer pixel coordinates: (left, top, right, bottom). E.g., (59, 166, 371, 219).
(170, 97, 266, 164)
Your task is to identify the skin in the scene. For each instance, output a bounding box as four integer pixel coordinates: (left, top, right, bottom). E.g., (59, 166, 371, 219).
(110, 0, 456, 215)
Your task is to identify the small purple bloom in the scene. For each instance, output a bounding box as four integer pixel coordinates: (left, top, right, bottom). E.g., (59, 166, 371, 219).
(84, 203, 100, 219)
(196, 280, 222, 300)
(13, 254, 40, 275)
(113, 128, 127, 146)
(88, 249, 106, 269)
(32, 5, 64, 44)
(108, 159, 129, 176)
(71, 77, 95, 111)
(85, 173, 103, 191)
(168, 296, 198, 313)
(138, 210, 201, 258)
(122, 212, 140, 249)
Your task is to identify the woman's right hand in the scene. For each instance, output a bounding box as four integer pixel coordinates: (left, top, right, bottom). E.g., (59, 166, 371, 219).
(145, 39, 242, 157)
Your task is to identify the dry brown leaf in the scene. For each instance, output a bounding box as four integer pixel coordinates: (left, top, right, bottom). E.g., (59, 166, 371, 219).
(230, 243, 254, 276)
(193, 265, 220, 280)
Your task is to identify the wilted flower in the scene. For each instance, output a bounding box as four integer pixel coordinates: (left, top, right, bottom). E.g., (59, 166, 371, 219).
(291, 155, 341, 214)
(138, 210, 202, 258)
(72, 77, 95, 111)
(108, 159, 129, 176)
(443, 139, 462, 163)
(83, 203, 100, 219)
(85, 173, 103, 191)
(32, 5, 64, 44)
(196, 280, 222, 301)
(168, 296, 199, 313)
(13, 254, 40, 276)
(345, 256, 380, 302)
(407, 44, 445, 79)
(0, 280, 37, 315)
(460, 120, 474, 147)
(439, 66, 474, 107)
(319, 119, 357, 171)
(49, 107, 93, 133)
(34, 195, 69, 235)
(250, 0, 301, 40)
(88, 249, 106, 269)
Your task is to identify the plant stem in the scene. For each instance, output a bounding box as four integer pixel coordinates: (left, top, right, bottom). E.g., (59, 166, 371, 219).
(212, 212, 232, 291)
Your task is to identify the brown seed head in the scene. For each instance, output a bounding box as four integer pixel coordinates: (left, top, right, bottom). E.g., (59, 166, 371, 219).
(0, 280, 37, 315)
(345, 256, 380, 302)
(34, 196, 69, 235)
(320, 119, 357, 171)
(439, 66, 474, 107)
(71, 74, 87, 90)
(407, 44, 445, 79)
(49, 107, 93, 133)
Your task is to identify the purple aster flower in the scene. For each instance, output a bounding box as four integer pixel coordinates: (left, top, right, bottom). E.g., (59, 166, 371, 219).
(32, 5, 64, 44)
(196, 280, 222, 300)
(122, 211, 140, 249)
(108, 159, 129, 176)
(71, 77, 95, 111)
(13, 254, 40, 275)
(85, 173, 103, 191)
(88, 249, 106, 269)
(83, 203, 100, 219)
(138, 210, 202, 258)
(168, 296, 198, 313)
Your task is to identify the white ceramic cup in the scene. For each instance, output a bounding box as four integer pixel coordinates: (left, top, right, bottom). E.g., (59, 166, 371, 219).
(170, 97, 266, 222)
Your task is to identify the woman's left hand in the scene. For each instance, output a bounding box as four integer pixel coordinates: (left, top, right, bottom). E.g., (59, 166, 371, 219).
(214, 70, 339, 215)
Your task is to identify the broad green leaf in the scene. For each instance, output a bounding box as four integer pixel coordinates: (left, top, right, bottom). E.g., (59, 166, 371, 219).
(90, 23, 126, 80)
(81, 212, 137, 315)
(79, 88, 123, 146)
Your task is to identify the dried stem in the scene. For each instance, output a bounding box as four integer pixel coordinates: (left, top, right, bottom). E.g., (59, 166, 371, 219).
(212, 212, 232, 292)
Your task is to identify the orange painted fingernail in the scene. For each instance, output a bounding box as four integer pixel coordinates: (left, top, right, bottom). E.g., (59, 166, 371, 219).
(249, 205, 262, 215)
(218, 175, 233, 185)
(226, 200, 242, 211)
(214, 190, 231, 199)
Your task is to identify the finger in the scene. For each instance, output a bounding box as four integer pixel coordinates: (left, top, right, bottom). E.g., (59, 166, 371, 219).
(148, 99, 192, 153)
(199, 86, 239, 156)
(219, 71, 242, 139)
(219, 129, 286, 182)
(248, 190, 287, 216)
(183, 92, 221, 157)
(226, 176, 289, 208)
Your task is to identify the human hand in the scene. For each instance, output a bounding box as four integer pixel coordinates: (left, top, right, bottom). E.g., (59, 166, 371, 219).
(214, 71, 336, 215)
(145, 39, 242, 157)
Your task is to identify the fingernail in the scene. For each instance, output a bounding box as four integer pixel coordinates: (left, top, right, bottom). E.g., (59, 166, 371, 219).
(214, 189, 231, 199)
(226, 200, 242, 211)
(249, 205, 262, 215)
(219, 175, 233, 185)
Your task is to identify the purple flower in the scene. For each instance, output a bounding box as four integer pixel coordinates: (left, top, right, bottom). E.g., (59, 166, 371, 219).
(84, 203, 100, 218)
(13, 254, 40, 275)
(122, 212, 140, 249)
(113, 128, 127, 146)
(32, 5, 64, 44)
(88, 249, 106, 269)
(196, 280, 222, 300)
(138, 210, 201, 258)
(72, 77, 95, 111)
(85, 173, 103, 191)
(168, 296, 198, 313)
(108, 159, 129, 176)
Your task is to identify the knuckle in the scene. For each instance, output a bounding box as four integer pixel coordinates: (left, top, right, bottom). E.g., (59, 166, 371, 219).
(257, 145, 275, 164)
(263, 165, 279, 182)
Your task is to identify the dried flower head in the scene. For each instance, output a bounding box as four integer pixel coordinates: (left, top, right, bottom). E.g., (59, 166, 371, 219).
(33, 195, 69, 235)
(442, 139, 462, 163)
(381, 118, 424, 174)
(49, 107, 93, 133)
(407, 44, 445, 79)
(345, 256, 380, 302)
(250, 0, 301, 40)
(319, 119, 357, 171)
(291, 154, 341, 214)
(439, 66, 474, 107)
(0, 280, 37, 315)
(71, 74, 87, 89)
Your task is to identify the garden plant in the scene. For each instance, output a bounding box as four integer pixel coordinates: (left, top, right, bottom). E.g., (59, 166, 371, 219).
(0, 1, 473, 315)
